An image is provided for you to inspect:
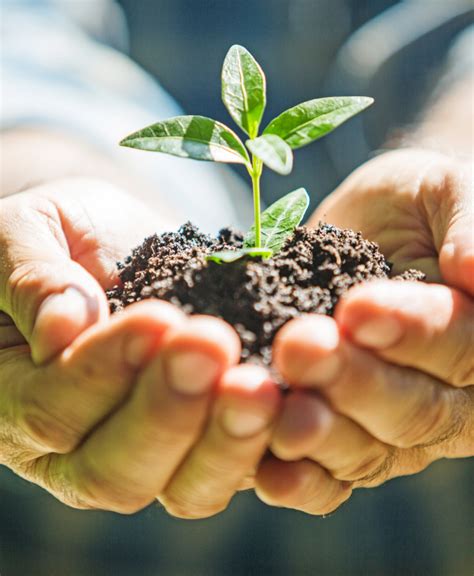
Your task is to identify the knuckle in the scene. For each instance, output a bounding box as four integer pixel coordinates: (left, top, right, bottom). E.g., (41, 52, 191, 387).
(449, 343, 474, 387)
(78, 493, 150, 515)
(2, 194, 64, 321)
(271, 465, 325, 509)
(6, 260, 40, 318)
(6, 259, 57, 335)
(160, 492, 227, 520)
(151, 412, 200, 445)
(23, 454, 96, 511)
(73, 458, 150, 514)
(393, 384, 452, 448)
(276, 484, 308, 509)
(451, 364, 474, 388)
(325, 369, 354, 409)
(270, 439, 302, 462)
(334, 449, 393, 485)
(142, 394, 205, 440)
(297, 482, 351, 516)
(20, 396, 78, 453)
(271, 403, 332, 462)
(69, 357, 129, 399)
(110, 500, 151, 515)
(305, 494, 349, 516)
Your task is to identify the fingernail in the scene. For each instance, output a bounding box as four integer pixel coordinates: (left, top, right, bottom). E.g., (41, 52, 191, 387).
(36, 287, 98, 327)
(299, 353, 342, 386)
(221, 408, 269, 438)
(165, 351, 220, 395)
(353, 317, 403, 349)
(32, 286, 99, 363)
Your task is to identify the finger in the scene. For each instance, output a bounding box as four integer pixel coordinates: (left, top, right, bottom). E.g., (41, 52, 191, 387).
(255, 457, 352, 515)
(274, 314, 342, 383)
(237, 475, 256, 491)
(271, 391, 392, 485)
(437, 166, 474, 297)
(40, 316, 240, 513)
(274, 315, 473, 454)
(161, 365, 280, 519)
(0, 193, 109, 364)
(336, 281, 474, 386)
(4, 300, 185, 457)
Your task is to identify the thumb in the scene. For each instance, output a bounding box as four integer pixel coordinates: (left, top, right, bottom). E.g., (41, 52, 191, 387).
(438, 170, 474, 297)
(0, 194, 109, 364)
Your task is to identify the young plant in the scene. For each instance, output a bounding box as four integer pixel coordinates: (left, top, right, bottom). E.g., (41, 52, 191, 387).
(120, 45, 373, 262)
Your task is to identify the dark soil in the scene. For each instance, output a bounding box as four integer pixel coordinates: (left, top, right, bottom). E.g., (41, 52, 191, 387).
(107, 222, 424, 365)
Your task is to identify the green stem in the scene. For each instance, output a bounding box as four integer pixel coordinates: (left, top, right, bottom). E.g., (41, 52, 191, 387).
(250, 155, 263, 248)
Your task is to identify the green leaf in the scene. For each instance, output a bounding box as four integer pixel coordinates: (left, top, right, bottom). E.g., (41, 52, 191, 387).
(221, 45, 266, 138)
(244, 188, 310, 252)
(246, 134, 293, 175)
(206, 247, 273, 264)
(264, 96, 374, 149)
(120, 115, 250, 165)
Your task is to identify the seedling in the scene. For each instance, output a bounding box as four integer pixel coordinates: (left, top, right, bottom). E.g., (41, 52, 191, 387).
(120, 45, 373, 262)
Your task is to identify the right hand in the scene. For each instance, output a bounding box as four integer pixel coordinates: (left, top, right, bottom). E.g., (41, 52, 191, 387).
(255, 150, 473, 515)
(0, 178, 280, 517)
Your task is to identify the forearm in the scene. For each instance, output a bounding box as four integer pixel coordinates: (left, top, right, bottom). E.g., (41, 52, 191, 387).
(1, 127, 138, 198)
(410, 72, 474, 159)
(381, 67, 473, 161)
(0, 126, 179, 227)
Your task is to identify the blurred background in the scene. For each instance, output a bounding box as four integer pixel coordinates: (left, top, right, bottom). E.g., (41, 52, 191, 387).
(117, 0, 473, 211)
(1, 1, 473, 575)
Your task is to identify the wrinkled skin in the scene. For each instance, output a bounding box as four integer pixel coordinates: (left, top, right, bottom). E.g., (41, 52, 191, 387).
(1, 148, 472, 518)
(254, 150, 473, 515)
(0, 178, 280, 518)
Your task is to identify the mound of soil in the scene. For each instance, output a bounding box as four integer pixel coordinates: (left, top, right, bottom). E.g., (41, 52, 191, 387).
(107, 222, 424, 365)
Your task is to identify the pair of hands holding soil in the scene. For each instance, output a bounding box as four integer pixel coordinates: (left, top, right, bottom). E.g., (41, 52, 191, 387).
(0, 149, 472, 518)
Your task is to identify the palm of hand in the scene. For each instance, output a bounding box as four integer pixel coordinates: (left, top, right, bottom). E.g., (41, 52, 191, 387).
(311, 149, 473, 291)
(0, 180, 279, 517)
(253, 150, 473, 514)
(0, 180, 167, 504)
(1, 153, 472, 518)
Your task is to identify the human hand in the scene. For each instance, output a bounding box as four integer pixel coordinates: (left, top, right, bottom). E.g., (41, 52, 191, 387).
(0, 179, 280, 516)
(255, 149, 473, 514)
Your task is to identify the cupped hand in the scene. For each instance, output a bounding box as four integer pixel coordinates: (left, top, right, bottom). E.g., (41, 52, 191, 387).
(0, 179, 280, 517)
(255, 149, 473, 514)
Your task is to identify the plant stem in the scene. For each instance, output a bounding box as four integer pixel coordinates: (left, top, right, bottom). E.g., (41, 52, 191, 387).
(250, 155, 263, 248)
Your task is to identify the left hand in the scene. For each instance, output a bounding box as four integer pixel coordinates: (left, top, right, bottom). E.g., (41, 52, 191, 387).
(0, 179, 280, 517)
(254, 149, 473, 514)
